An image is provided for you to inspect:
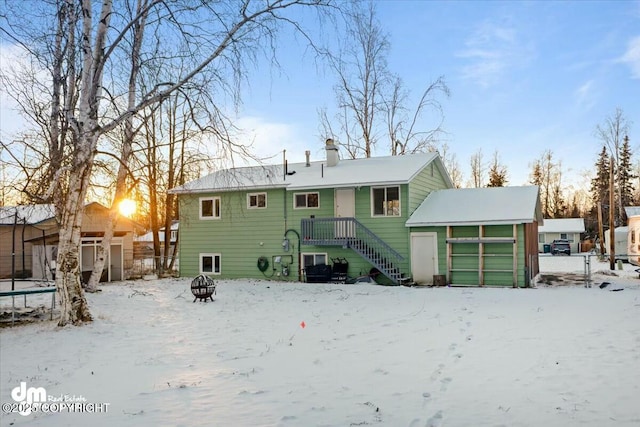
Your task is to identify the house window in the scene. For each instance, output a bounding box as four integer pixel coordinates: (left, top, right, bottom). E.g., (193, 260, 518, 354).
(560, 233, 568, 240)
(372, 186, 400, 216)
(294, 192, 319, 209)
(538, 234, 545, 244)
(200, 197, 221, 219)
(170, 230, 178, 241)
(200, 253, 221, 275)
(248, 192, 267, 209)
(302, 252, 327, 267)
(631, 230, 636, 245)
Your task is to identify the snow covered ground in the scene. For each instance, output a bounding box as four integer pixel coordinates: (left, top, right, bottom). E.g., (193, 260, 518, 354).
(1, 255, 639, 426)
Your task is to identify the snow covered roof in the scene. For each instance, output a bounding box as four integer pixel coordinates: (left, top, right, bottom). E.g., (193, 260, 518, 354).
(136, 222, 179, 243)
(624, 206, 640, 217)
(406, 186, 542, 227)
(538, 218, 585, 234)
(0, 205, 56, 225)
(169, 152, 452, 194)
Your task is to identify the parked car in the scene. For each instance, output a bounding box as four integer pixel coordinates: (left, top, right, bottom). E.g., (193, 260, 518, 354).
(551, 239, 571, 255)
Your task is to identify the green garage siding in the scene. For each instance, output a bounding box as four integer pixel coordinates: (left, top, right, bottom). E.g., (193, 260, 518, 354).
(409, 224, 529, 287)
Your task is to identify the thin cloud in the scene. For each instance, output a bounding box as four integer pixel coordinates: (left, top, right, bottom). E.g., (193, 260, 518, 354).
(575, 79, 596, 109)
(619, 35, 640, 79)
(236, 116, 313, 164)
(457, 21, 531, 88)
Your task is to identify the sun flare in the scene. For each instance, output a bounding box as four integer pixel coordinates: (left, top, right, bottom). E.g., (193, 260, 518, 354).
(118, 199, 136, 217)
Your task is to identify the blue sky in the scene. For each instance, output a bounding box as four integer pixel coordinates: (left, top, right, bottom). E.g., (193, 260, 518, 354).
(237, 0, 640, 190)
(1, 1, 639, 192)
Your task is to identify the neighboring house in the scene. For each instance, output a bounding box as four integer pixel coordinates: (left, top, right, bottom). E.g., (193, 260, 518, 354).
(171, 140, 542, 287)
(624, 206, 640, 266)
(134, 221, 179, 270)
(537, 218, 585, 253)
(0, 202, 138, 282)
(0, 205, 57, 279)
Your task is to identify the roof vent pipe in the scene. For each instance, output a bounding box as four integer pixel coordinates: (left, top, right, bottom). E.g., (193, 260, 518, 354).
(305, 150, 311, 167)
(325, 138, 338, 167)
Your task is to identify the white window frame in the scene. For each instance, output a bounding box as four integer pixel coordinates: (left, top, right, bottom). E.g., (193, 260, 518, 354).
(200, 253, 221, 275)
(247, 192, 267, 209)
(371, 186, 401, 217)
(294, 192, 320, 209)
(301, 252, 328, 267)
(199, 197, 221, 220)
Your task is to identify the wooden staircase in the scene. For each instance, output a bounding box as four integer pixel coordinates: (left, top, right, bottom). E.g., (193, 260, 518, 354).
(300, 217, 409, 284)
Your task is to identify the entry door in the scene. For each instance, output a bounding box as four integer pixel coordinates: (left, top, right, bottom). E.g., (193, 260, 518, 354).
(334, 188, 356, 238)
(110, 243, 123, 281)
(410, 232, 438, 285)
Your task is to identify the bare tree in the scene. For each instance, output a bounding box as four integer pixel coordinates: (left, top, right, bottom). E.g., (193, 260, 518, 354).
(425, 141, 462, 188)
(468, 149, 486, 188)
(384, 76, 449, 156)
(320, 1, 448, 159)
(529, 150, 564, 218)
(595, 108, 631, 225)
(1, 0, 337, 326)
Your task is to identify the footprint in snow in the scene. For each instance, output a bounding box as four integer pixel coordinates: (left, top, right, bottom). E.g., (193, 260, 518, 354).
(426, 410, 444, 427)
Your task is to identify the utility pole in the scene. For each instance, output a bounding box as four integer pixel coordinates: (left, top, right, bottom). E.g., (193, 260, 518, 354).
(597, 202, 605, 256)
(609, 157, 615, 270)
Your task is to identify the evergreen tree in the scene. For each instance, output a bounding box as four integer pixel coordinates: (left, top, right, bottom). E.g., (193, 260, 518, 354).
(618, 135, 636, 222)
(487, 151, 508, 187)
(590, 145, 610, 207)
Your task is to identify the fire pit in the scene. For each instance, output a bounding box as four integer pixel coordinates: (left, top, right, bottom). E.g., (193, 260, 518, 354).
(190, 274, 216, 302)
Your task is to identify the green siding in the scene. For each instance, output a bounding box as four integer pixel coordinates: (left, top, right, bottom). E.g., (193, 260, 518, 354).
(179, 184, 421, 281)
(409, 224, 530, 287)
(407, 162, 450, 215)
(179, 189, 296, 280)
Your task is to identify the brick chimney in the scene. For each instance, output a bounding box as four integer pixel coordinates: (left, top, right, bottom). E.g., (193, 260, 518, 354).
(325, 138, 338, 167)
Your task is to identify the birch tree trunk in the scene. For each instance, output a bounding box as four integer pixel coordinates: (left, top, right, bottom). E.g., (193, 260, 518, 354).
(55, 0, 112, 325)
(88, 0, 147, 290)
(4, 0, 338, 326)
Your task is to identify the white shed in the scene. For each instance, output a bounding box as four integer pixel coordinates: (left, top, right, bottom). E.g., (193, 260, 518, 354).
(625, 207, 640, 266)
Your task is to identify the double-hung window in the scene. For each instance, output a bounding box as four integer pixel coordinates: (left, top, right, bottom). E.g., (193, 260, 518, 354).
(248, 192, 267, 209)
(372, 186, 400, 217)
(294, 192, 319, 209)
(200, 253, 221, 275)
(200, 197, 221, 219)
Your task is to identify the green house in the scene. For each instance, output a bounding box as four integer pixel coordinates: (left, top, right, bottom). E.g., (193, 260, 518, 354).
(170, 140, 541, 287)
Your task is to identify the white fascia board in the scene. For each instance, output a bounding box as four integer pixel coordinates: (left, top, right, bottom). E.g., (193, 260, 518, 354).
(286, 180, 408, 191)
(406, 219, 534, 227)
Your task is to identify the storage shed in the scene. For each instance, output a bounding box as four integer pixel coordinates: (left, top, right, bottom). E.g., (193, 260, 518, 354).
(406, 186, 542, 287)
(625, 206, 640, 266)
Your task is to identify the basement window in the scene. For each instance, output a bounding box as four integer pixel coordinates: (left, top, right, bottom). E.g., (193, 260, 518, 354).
(200, 197, 221, 220)
(200, 253, 221, 275)
(248, 192, 267, 209)
(294, 192, 319, 209)
(372, 186, 400, 217)
(302, 253, 327, 267)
